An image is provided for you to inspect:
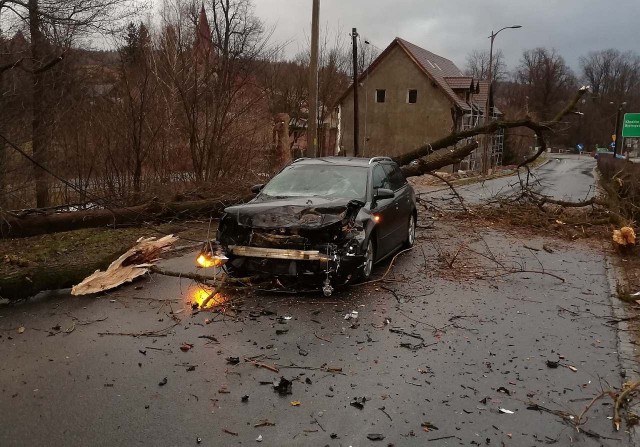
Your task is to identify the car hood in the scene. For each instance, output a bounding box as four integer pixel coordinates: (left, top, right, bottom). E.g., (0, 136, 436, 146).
(224, 196, 365, 229)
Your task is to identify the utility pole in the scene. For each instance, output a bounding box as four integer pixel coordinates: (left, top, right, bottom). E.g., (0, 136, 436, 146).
(306, 0, 319, 158)
(611, 101, 627, 158)
(614, 105, 623, 157)
(352, 28, 360, 157)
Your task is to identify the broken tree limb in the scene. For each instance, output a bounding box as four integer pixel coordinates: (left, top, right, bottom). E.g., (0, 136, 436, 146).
(71, 235, 178, 295)
(148, 265, 253, 286)
(614, 381, 640, 431)
(400, 142, 479, 178)
(396, 86, 589, 177)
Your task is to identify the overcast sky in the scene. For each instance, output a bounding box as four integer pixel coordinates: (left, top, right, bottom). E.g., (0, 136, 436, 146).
(251, 0, 639, 75)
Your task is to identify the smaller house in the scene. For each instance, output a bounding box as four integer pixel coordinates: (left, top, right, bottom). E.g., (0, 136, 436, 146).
(336, 38, 502, 170)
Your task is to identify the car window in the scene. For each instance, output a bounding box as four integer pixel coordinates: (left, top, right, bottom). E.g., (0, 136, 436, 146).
(383, 163, 407, 191)
(260, 164, 369, 201)
(372, 165, 390, 190)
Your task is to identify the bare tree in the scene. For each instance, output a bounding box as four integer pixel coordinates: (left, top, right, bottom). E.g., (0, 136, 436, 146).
(515, 48, 576, 121)
(157, 0, 272, 182)
(0, 0, 139, 207)
(580, 49, 640, 98)
(117, 22, 164, 195)
(577, 49, 640, 149)
(465, 49, 507, 82)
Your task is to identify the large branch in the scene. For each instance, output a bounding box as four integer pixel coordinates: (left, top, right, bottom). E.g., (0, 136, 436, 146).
(394, 86, 590, 176)
(400, 141, 478, 177)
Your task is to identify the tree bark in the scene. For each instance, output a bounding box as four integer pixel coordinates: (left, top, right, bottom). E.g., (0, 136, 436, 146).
(0, 195, 253, 239)
(1, 254, 119, 300)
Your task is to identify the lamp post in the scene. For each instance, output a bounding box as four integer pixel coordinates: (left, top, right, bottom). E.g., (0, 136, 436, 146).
(611, 101, 627, 158)
(482, 24, 522, 174)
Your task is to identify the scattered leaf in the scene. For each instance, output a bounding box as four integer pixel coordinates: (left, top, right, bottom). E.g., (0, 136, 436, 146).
(421, 421, 439, 431)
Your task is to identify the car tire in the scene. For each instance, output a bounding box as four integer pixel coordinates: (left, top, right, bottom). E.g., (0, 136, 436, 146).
(403, 213, 416, 248)
(358, 238, 375, 281)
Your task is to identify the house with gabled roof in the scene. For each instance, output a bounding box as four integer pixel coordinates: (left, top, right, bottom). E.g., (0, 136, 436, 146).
(336, 37, 501, 170)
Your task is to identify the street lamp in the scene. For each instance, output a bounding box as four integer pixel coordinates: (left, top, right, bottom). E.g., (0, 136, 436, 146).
(611, 101, 627, 157)
(482, 24, 522, 174)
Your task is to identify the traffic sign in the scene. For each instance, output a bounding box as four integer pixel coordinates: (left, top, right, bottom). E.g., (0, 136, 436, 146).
(612, 134, 617, 142)
(610, 141, 616, 149)
(576, 143, 584, 151)
(622, 113, 640, 138)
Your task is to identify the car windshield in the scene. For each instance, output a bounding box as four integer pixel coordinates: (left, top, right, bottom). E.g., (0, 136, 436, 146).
(260, 164, 368, 201)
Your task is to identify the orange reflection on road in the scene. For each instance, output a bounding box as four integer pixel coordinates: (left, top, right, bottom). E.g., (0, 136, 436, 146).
(191, 286, 229, 309)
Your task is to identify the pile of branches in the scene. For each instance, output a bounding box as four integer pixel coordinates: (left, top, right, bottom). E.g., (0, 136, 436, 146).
(598, 156, 640, 223)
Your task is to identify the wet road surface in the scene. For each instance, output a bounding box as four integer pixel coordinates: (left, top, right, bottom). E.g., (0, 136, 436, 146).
(427, 154, 597, 205)
(0, 224, 630, 446)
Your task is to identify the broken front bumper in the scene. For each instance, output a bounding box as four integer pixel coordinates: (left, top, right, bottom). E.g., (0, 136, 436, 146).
(223, 243, 366, 284)
(229, 245, 331, 262)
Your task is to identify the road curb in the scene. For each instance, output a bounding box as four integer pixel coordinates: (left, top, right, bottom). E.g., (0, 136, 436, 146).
(604, 256, 640, 445)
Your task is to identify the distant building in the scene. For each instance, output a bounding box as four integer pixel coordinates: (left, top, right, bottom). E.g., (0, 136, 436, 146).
(336, 37, 502, 170)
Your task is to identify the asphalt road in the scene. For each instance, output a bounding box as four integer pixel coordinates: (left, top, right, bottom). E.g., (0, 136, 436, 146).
(426, 154, 597, 205)
(0, 156, 634, 446)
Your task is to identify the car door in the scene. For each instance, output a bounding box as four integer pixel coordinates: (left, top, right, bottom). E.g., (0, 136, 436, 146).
(370, 164, 396, 258)
(383, 162, 412, 248)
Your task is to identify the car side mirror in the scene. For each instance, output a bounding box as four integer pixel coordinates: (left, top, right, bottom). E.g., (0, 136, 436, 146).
(374, 188, 394, 200)
(251, 184, 265, 194)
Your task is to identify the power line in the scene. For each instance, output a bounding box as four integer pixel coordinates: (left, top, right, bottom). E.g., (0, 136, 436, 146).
(0, 132, 206, 243)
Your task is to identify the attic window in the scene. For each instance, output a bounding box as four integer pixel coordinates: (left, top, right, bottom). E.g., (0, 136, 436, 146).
(434, 63, 442, 71)
(427, 60, 436, 68)
(407, 89, 418, 104)
(375, 89, 386, 103)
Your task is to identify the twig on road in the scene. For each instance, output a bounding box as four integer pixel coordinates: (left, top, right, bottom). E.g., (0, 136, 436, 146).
(98, 323, 178, 337)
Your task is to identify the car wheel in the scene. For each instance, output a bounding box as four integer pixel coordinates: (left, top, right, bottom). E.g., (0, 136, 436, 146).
(404, 213, 416, 248)
(359, 239, 375, 281)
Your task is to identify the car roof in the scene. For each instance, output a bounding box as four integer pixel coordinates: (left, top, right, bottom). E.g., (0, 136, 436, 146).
(291, 156, 393, 167)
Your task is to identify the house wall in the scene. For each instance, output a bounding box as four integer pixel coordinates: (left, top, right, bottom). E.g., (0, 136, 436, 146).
(339, 45, 456, 158)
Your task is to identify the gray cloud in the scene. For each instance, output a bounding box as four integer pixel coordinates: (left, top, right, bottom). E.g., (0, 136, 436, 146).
(255, 0, 639, 76)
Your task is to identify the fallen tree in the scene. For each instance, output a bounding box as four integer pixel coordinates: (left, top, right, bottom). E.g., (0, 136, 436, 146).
(397, 86, 589, 177)
(0, 195, 253, 239)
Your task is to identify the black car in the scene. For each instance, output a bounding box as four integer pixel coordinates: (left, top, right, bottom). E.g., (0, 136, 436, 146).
(215, 156, 417, 295)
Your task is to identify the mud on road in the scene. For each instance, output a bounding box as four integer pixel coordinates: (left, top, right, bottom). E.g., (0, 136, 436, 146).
(0, 207, 632, 446)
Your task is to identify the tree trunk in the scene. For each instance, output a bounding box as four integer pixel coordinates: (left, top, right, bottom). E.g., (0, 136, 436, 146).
(29, 0, 50, 208)
(273, 113, 291, 171)
(0, 139, 6, 208)
(1, 253, 120, 300)
(0, 195, 253, 239)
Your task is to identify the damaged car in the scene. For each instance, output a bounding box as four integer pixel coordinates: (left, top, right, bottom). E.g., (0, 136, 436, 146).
(213, 156, 416, 295)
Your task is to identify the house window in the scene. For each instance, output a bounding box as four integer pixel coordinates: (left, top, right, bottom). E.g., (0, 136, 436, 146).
(407, 89, 418, 104)
(375, 89, 386, 103)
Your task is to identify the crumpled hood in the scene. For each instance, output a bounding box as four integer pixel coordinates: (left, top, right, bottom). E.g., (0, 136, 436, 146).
(224, 197, 364, 229)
